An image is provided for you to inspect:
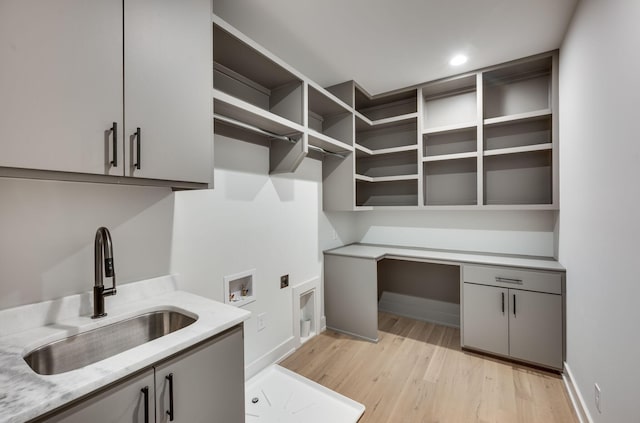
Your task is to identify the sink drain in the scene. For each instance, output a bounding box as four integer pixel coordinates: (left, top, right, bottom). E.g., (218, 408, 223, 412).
(251, 397, 259, 404)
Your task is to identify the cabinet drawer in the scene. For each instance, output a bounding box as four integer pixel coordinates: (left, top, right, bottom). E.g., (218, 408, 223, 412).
(463, 265, 562, 294)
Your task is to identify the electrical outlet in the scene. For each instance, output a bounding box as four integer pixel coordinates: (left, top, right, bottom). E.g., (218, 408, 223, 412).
(257, 312, 266, 332)
(594, 383, 602, 413)
(280, 274, 289, 289)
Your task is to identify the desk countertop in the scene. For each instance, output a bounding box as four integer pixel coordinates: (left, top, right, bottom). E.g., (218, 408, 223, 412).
(0, 275, 250, 423)
(324, 244, 565, 272)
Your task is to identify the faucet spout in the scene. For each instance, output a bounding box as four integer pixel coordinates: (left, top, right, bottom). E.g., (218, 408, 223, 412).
(92, 227, 117, 318)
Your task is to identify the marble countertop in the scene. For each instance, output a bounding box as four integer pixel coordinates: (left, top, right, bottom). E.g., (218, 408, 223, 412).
(324, 243, 565, 272)
(0, 275, 251, 423)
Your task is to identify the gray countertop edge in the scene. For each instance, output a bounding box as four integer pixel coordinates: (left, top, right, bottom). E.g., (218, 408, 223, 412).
(323, 243, 565, 272)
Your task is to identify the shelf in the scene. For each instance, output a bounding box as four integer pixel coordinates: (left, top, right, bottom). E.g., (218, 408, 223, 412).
(356, 119, 417, 151)
(213, 88, 304, 136)
(423, 127, 477, 158)
(424, 158, 477, 206)
(484, 143, 552, 157)
(307, 129, 353, 154)
(355, 174, 418, 183)
(355, 86, 418, 120)
(484, 150, 552, 205)
(356, 178, 419, 207)
(484, 56, 552, 120)
(213, 23, 303, 126)
(422, 74, 477, 133)
(308, 85, 353, 149)
(355, 143, 418, 157)
(370, 113, 419, 127)
(484, 109, 551, 126)
(422, 121, 477, 135)
(422, 152, 478, 162)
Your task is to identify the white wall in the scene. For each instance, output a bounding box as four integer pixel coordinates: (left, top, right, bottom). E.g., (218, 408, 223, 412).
(170, 126, 356, 378)
(559, 1, 640, 421)
(355, 210, 557, 257)
(0, 178, 174, 311)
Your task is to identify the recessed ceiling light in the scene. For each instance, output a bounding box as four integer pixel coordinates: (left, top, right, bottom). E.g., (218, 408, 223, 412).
(450, 54, 468, 66)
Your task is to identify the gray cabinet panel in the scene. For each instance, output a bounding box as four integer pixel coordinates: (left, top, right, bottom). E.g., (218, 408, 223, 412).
(508, 290, 563, 369)
(44, 369, 154, 423)
(155, 326, 245, 423)
(124, 0, 212, 183)
(462, 283, 509, 356)
(324, 255, 379, 341)
(0, 0, 123, 176)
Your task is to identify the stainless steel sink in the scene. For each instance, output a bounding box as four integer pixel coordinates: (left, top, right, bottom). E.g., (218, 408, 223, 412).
(24, 310, 197, 375)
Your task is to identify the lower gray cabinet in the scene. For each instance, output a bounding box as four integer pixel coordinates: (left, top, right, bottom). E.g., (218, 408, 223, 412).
(38, 325, 244, 423)
(462, 283, 509, 357)
(462, 265, 564, 370)
(155, 326, 244, 423)
(44, 369, 155, 423)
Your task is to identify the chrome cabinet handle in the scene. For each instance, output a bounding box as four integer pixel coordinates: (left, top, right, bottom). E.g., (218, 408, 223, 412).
(495, 276, 523, 285)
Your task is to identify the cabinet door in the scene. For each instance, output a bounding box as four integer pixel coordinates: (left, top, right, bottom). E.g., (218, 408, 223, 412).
(509, 290, 563, 369)
(43, 369, 154, 423)
(124, 0, 212, 183)
(462, 283, 509, 356)
(155, 326, 245, 423)
(0, 0, 123, 175)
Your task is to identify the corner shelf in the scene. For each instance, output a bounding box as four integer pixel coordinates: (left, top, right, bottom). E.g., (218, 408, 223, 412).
(355, 85, 417, 121)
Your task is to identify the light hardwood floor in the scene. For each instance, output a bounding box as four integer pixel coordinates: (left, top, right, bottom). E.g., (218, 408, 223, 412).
(280, 312, 578, 423)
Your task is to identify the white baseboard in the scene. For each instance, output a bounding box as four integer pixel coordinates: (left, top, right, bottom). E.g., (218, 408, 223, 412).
(378, 291, 460, 328)
(245, 336, 296, 380)
(563, 362, 593, 423)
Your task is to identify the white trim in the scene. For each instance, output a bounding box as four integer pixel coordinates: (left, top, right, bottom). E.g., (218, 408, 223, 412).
(563, 362, 593, 423)
(245, 336, 296, 380)
(378, 291, 460, 328)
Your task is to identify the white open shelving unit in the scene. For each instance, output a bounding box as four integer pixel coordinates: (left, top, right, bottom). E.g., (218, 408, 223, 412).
(211, 14, 558, 211)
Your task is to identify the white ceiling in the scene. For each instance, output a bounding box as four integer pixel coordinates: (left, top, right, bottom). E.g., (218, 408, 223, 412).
(213, 0, 578, 96)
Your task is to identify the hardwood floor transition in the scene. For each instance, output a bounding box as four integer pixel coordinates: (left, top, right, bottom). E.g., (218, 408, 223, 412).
(280, 312, 578, 423)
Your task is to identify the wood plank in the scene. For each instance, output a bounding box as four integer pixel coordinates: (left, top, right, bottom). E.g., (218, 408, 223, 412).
(281, 312, 577, 423)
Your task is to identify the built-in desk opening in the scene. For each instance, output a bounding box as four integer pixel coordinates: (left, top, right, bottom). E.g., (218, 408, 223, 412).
(377, 259, 461, 328)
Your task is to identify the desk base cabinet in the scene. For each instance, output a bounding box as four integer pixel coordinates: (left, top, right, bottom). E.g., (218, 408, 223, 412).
(462, 265, 564, 370)
(324, 255, 379, 342)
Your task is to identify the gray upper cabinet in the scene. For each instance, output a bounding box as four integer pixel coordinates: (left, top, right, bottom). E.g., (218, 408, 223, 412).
(0, 0, 123, 176)
(124, 0, 212, 184)
(1, 0, 212, 186)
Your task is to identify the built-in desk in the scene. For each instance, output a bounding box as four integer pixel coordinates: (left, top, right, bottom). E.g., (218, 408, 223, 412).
(324, 243, 566, 370)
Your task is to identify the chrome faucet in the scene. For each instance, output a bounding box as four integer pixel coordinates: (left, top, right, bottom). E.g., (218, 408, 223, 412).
(92, 227, 117, 318)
